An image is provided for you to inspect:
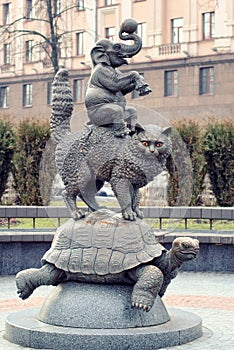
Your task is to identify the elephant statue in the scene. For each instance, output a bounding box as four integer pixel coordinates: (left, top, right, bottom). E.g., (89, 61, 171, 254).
(85, 18, 152, 137)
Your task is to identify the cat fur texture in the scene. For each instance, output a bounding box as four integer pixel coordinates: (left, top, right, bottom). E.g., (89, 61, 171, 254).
(50, 69, 172, 221)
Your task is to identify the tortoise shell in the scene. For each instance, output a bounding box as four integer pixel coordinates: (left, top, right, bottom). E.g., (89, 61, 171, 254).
(42, 209, 164, 275)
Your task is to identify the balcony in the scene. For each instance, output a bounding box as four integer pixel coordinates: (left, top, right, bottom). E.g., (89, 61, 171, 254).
(159, 43, 181, 55)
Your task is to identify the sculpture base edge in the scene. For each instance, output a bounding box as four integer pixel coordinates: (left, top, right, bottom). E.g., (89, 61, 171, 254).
(5, 282, 202, 350)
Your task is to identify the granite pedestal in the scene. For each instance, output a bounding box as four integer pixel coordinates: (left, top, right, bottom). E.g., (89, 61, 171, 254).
(5, 282, 202, 349)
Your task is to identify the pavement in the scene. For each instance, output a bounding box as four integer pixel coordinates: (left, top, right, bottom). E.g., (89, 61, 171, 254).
(0, 272, 233, 350)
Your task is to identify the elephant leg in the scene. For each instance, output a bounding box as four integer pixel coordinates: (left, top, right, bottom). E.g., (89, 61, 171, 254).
(124, 106, 137, 132)
(89, 104, 129, 136)
(16, 263, 64, 300)
(131, 265, 163, 312)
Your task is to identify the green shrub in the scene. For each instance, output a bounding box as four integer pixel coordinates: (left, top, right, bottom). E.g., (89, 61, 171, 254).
(166, 128, 193, 206)
(39, 138, 56, 205)
(11, 117, 52, 205)
(203, 118, 234, 206)
(167, 119, 207, 206)
(0, 116, 15, 203)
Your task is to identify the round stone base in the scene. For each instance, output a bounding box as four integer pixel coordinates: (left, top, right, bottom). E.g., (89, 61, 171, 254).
(38, 282, 170, 328)
(5, 283, 202, 349)
(5, 307, 202, 350)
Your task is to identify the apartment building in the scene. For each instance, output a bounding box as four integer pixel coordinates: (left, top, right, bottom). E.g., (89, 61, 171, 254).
(0, 0, 233, 129)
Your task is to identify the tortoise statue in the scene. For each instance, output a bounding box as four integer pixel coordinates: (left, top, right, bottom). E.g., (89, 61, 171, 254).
(16, 210, 199, 312)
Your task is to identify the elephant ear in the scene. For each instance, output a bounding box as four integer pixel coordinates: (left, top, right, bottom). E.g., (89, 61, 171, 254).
(91, 45, 111, 66)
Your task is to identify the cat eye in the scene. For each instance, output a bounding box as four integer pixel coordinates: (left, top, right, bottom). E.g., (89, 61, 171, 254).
(141, 141, 149, 147)
(155, 142, 163, 147)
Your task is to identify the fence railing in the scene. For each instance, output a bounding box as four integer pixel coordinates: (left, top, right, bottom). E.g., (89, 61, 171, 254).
(0, 206, 233, 231)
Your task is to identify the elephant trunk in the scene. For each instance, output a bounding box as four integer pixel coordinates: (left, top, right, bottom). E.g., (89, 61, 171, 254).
(118, 20, 142, 58)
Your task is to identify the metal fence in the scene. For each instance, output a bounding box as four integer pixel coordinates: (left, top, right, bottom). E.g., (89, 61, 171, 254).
(0, 206, 233, 231)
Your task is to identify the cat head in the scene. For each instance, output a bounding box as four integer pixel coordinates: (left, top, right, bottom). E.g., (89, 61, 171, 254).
(130, 124, 172, 158)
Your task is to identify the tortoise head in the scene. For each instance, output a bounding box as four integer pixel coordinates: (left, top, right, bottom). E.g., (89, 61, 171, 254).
(171, 237, 199, 263)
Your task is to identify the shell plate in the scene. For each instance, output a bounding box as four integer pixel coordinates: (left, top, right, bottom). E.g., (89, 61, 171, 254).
(42, 209, 164, 275)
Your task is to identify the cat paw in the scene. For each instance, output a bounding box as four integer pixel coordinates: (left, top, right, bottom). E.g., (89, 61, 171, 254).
(71, 210, 85, 220)
(135, 209, 144, 219)
(122, 210, 137, 221)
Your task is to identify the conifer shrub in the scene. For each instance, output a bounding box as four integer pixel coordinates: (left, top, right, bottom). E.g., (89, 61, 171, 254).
(39, 138, 56, 205)
(203, 118, 234, 206)
(167, 118, 207, 206)
(0, 116, 15, 203)
(11, 117, 53, 205)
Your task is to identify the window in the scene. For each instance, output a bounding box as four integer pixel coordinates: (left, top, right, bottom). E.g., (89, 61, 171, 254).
(76, 32, 84, 55)
(23, 84, 33, 106)
(26, 0, 33, 19)
(3, 44, 11, 65)
(77, 0, 85, 10)
(0, 86, 9, 108)
(105, 0, 113, 5)
(203, 12, 215, 40)
(199, 67, 214, 95)
(105, 27, 115, 41)
(47, 82, 52, 105)
(171, 18, 183, 43)
(25, 40, 33, 62)
(132, 73, 144, 99)
(3, 3, 10, 25)
(54, 0, 62, 15)
(164, 70, 178, 97)
(73, 79, 84, 103)
(136, 22, 147, 47)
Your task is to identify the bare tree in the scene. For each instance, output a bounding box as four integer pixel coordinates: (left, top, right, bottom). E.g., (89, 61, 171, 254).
(0, 0, 89, 74)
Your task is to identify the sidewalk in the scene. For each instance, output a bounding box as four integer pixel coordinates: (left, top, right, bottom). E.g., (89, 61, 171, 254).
(0, 272, 233, 350)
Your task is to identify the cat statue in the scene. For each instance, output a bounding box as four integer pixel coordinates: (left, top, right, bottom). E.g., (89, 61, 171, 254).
(50, 69, 172, 221)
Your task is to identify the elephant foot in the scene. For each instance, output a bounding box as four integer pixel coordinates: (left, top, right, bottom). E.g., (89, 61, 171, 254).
(114, 126, 130, 137)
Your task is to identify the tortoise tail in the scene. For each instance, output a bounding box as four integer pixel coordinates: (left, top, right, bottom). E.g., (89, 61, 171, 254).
(50, 68, 73, 144)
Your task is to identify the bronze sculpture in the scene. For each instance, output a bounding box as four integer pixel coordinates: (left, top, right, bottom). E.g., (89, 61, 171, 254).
(16, 210, 199, 312)
(85, 18, 151, 136)
(16, 18, 199, 312)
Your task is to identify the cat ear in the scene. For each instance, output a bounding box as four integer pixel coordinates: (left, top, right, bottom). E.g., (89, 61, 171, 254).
(162, 126, 172, 136)
(134, 123, 145, 134)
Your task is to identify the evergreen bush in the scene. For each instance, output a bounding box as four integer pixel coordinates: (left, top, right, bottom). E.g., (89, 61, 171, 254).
(167, 119, 207, 206)
(0, 116, 15, 203)
(11, 117, 53, 205)
(203, 118, 234, 207)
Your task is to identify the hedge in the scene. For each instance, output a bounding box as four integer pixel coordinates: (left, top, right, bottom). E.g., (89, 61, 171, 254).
(203, 118, 234, 207)
(0, 117, 15, 203)
(11, 117, 53, 206)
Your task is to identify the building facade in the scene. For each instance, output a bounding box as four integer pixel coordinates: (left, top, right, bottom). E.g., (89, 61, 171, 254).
(0, 0, 233, 129)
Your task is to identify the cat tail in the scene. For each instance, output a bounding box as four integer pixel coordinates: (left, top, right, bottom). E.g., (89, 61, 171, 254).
(50, 68, 73, 145)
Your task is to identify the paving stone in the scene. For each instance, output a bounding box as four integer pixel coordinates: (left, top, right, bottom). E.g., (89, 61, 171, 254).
(0, 272, 233, 349)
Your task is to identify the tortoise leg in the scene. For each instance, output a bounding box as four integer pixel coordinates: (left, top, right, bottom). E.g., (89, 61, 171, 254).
(131, 265, 163, 312)
(16, 263, 64, 300)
